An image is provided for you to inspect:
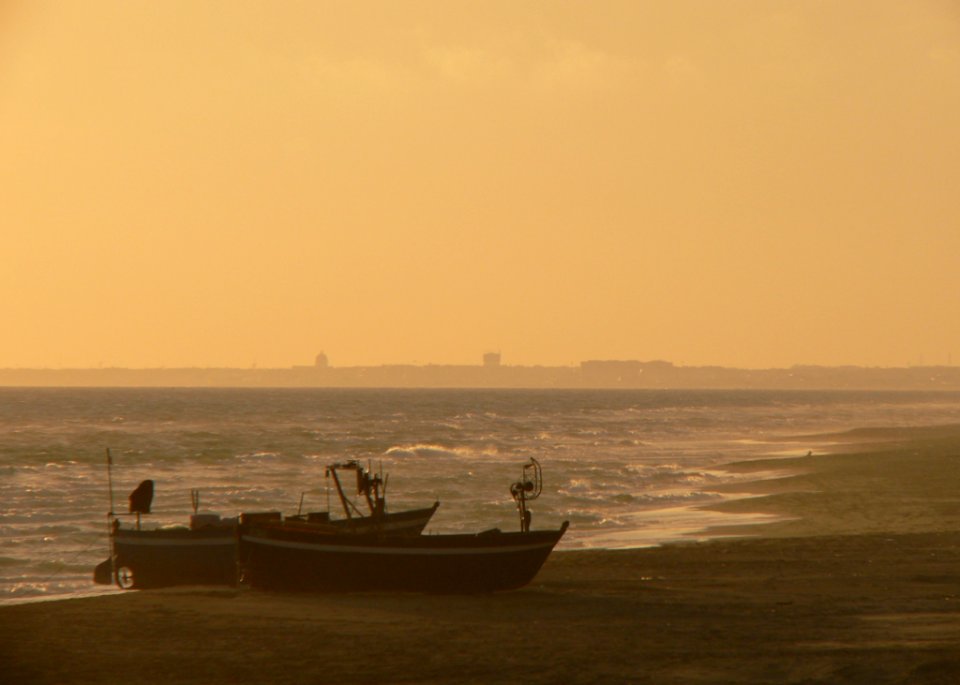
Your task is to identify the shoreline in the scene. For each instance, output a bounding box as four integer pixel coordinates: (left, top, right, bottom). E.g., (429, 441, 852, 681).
(4, 530, 959, 684)
(0, 435, 826, 607)
(699, 424, 960, 538)
(7, 424, 958, 606)
(5, 426, 960, 683)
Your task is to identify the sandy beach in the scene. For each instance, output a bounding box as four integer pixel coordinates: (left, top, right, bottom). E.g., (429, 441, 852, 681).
(4, 426, 960, 684)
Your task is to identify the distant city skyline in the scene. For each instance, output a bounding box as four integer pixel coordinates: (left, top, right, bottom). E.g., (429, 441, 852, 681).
(3, 357, 960, 391)
(2, 351, 957, 372)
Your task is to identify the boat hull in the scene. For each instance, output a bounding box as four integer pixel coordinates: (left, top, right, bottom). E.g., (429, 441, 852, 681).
(101, 504, 440, 589)
(239, 522, 568, 593)
(283, 503, 439, 536)
(112, 527, 237, 589)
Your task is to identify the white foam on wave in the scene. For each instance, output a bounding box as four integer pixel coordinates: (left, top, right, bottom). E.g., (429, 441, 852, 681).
(0, 584, 118, 607)
(575, 507, 790, 549)
(384, 443, 503, 460)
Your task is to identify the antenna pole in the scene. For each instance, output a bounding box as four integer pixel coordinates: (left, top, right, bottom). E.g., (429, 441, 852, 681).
(106, 448, 117, 583)
(106, 448, 116, 516)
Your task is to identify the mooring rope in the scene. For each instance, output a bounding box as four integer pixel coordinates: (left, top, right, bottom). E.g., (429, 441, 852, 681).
(32, 536, 105, 588)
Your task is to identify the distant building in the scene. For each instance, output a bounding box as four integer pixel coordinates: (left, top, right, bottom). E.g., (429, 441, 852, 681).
(580, 360, 642, 384)
(315, 352, 329, 369)
(483, 352, 501, 367)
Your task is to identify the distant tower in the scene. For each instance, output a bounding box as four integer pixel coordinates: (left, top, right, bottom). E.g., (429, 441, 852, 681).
(483, 352, 501, 368)
(315, 352, 329, 369)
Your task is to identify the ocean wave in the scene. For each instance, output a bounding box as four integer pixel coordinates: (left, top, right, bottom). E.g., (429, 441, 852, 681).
(30, 559, 97, 574)
(24, 524, 85, 536)
(3, 582, 52, 598)
(383, 443, 502, 460)
(385, 445, 453, 459)
(235, 451, 285, 465)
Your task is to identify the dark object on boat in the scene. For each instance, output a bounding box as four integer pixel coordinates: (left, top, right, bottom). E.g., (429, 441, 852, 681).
(510, 458, 542, 533)
(237, 458, 568, 593)
(238, 520, 568, 593)
(128, 480, 154, 514)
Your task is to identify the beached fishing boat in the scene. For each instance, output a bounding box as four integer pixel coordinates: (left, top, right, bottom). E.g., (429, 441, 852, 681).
(92, 477, 243, 589)
(100, 515, 240, 589)
(94, 458, 438, 590)
(238, 458, 569, 593)
(238, 520, 568, 593)
(282, 460, 439, 536)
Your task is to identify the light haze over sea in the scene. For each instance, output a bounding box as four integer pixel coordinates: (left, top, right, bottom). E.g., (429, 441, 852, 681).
(3, 387, 960, 603)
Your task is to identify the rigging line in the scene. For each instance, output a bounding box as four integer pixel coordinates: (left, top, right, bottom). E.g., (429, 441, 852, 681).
(33, 536, 105, 588)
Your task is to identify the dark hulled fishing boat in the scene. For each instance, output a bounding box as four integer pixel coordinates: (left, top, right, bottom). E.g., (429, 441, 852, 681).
(238, 458, 568, 593)
(238, 520, 568, 593)
(94, 457, 437, 590)
(93, 478, 254, 590)
(282, 460, 438, 536)
(106, 515, 240, 589)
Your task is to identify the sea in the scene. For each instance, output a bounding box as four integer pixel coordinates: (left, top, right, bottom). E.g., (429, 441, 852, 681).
(2, 387, 959, 604)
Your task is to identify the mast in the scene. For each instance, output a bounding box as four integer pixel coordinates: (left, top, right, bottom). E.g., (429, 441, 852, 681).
(106, 448, 115, 516)
(105, 448, 117, 581)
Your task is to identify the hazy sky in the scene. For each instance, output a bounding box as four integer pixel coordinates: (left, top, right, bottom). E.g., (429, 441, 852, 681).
(3, 1, 958, 369)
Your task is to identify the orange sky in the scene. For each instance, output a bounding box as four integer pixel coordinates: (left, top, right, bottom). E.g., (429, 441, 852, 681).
(2, 1, 958, 369)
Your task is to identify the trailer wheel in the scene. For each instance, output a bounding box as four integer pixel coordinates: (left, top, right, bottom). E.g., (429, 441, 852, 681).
(115, 566, 136, 590)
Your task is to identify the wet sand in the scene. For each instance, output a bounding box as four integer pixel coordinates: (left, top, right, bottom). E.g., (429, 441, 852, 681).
(3, 426, 960, 684)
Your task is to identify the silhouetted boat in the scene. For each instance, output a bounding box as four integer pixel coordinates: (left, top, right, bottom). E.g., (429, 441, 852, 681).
(281, 460, 439, 536)
(94, 457, 438, 590)
(96, 514, 240, 589)
(238, 520, 568, 593)
(92, 475, 244, 589)
(238, 458, 569, 593)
